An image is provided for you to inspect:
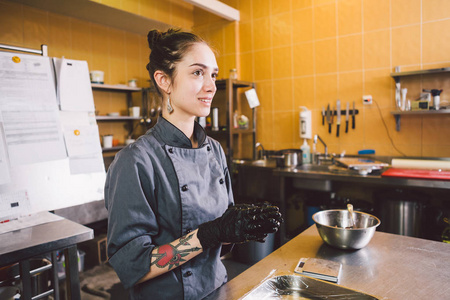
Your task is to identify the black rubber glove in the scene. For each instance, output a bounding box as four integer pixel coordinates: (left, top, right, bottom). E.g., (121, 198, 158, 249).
(245, 203, 283, 242)
(198, 203, 283, 248)
(197, 205, 267, 249)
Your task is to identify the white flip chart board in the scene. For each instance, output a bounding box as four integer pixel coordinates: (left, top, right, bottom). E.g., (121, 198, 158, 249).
(0, 51, 105, 222)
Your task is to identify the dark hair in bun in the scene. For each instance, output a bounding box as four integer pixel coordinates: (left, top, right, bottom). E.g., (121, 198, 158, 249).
(146, 28, 205, 96)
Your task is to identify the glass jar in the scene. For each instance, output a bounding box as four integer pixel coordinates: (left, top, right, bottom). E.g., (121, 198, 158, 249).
(229, 68, 237, 80)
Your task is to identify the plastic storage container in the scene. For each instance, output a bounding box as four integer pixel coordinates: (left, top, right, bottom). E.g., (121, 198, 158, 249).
(57, 250, 85, 279)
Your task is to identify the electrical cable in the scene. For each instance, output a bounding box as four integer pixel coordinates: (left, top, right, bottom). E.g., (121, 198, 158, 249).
(373, 99, 407, 157)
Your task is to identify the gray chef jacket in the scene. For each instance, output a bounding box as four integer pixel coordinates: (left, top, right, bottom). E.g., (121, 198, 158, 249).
(105, 116, 234, 300)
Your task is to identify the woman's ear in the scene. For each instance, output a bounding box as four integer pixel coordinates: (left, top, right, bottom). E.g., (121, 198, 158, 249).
(153, 70, 171, 94)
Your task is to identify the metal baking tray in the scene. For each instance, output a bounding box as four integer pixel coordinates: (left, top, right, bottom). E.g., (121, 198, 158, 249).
(241, 275, 379, 299)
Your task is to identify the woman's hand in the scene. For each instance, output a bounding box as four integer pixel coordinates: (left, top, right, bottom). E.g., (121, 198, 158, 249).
(243, 203, 283, 242)
(197, 203, 283, 249)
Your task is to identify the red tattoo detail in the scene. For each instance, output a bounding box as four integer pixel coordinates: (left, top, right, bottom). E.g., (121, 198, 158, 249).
(152, 234, 201, 270)
(155, 244, 182, 267)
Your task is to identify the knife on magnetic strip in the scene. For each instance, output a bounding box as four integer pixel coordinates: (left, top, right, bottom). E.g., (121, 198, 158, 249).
(322, 106, 325, 125)
(336, 99, 341, 137)
(326, 104, 331, 133)
(352, 101, 356, 129)
(345, 102, 349, 133)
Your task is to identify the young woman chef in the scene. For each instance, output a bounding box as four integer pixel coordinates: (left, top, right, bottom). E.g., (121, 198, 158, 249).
(104, 28, 282, 299)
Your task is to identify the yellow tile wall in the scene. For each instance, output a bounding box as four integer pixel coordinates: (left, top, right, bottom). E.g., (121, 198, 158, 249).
(233, 0, 450, 157)
(2, 0, 450, 157)
(0, 0, 194, 144)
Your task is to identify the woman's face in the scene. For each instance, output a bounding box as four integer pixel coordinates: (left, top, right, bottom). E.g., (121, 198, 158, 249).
(169, 42, 218, 119)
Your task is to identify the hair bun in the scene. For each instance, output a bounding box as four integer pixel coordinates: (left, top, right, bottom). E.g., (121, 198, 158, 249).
(147, 30, 163, 50)
(147, 28, 183, 50)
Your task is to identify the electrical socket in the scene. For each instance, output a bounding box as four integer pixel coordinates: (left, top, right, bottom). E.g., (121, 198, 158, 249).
(363, 95, 372, 105)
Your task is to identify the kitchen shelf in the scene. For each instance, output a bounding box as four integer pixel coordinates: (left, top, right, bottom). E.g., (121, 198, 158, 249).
(96, 116, 142, 121)
(102, 146, 126, 152)
(92, 83, 143, 156)
(390, 109, 450, 131)
(91, 83, 142, 92)
(216, 79, 255, 89)
(390, 67, 450, 131)
(390, 67, 450, 82)
(391, 110, 450, 116)
(206, 128, 255, 135)
(215, 79, 257, 162)
(230, 128, 255, 134)
(8, 0, 169, 36)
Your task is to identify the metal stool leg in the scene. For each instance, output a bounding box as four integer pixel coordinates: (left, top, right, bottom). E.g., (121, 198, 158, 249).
(19, 260, 32, 300)
(51, 251, 61, 300)
(64, 246, 81, 300)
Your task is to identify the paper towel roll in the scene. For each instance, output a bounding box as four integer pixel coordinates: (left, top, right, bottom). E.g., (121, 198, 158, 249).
(391, 159, 450, 170)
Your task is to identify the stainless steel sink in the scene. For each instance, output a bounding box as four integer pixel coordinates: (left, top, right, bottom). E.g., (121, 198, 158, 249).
(232, 159, 277, 168)
(251, 159, 276, 167)
(241, 275, 379, 299)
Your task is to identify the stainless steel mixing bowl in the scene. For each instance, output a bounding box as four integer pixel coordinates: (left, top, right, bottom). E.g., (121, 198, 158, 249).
(313, 209, 381, 250)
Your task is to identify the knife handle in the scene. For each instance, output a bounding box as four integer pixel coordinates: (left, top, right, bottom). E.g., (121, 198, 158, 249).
(337, 125, 340, 137)
(345, 121, 349, 133)
(328, 123, 331, 133)
(322, 115, 324, 126)
(352, 115, 355, 129)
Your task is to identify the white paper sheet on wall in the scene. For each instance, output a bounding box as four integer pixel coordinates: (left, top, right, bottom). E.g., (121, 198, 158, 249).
(55, 57, 95, 112)
(59, 111, 104, 174)
(60, 111, 101, 156)
(0, 51, 67, 167)
(0, 122, 11, 185)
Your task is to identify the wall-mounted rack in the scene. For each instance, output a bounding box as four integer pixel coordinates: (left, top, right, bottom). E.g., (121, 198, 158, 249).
(390, 67, 450, 83)
(391, 109, 450, 131)
(0, 43, 48, 56)
(326, 109, 359, 116)
(390, 67, 450, 131)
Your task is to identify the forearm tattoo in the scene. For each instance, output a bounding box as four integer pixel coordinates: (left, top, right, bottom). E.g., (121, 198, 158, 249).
(151, 233, 201, 270)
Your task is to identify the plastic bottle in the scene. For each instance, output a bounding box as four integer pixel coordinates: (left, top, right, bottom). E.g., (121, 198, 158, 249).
(301, 139, 311, 164)
(233, 111, 239, 129)
(311, 142, 317, 165)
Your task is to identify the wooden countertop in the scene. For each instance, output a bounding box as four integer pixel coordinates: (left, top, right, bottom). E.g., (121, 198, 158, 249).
(210, 226, 450, 299)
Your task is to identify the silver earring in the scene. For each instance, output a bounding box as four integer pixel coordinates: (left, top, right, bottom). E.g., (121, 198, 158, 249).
(167, 96, 174, 114)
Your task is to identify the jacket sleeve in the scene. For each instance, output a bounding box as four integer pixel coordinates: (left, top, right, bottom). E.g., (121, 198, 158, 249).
(104, 145, 157, 289)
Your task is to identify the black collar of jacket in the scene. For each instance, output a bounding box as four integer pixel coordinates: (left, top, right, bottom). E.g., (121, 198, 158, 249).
(150, 115, 207, 148)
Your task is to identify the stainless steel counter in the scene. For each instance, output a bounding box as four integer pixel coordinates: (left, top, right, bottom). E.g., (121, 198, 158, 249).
(234, 159, 450, 190)
(211, 226, 450, 299)
(273, 164, 450, 190)
(0, 218, 94, 300)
